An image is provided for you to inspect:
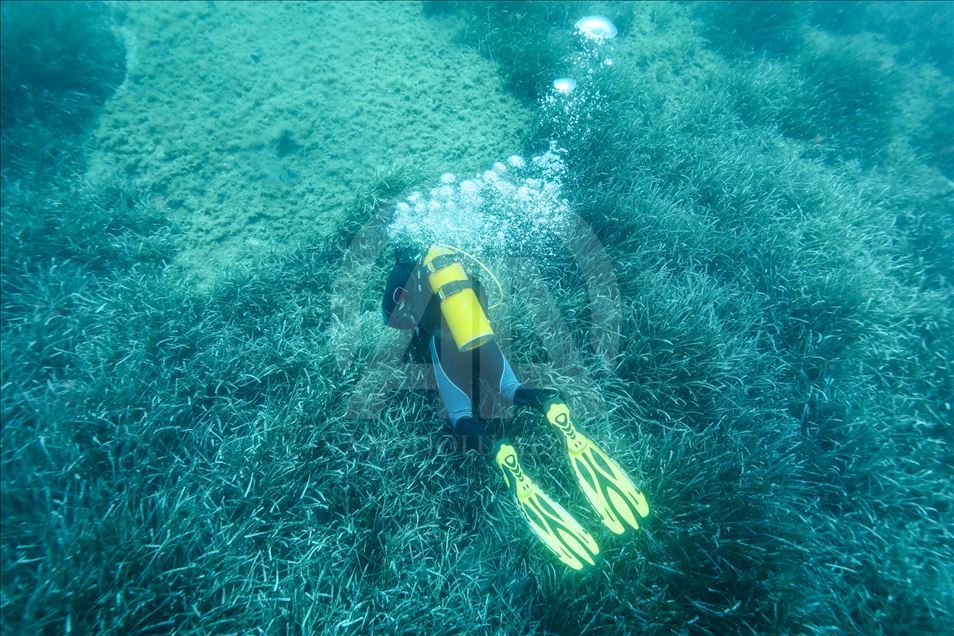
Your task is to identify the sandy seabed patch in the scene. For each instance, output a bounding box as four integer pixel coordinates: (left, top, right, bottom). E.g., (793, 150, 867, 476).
(88, 1, 533, 286)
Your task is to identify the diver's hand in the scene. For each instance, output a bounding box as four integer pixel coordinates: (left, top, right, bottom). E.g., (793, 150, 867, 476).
(384, 287, 417, 330)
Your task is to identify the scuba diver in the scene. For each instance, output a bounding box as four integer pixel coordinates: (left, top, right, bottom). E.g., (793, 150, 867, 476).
(381, 244, 649, 570)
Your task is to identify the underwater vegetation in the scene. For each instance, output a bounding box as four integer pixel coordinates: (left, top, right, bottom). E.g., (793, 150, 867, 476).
(0, 0, 125, 175)
(2, 1, 952, 634)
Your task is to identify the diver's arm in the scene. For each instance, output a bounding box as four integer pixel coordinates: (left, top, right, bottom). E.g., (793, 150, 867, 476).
(381, 261, 417, 329)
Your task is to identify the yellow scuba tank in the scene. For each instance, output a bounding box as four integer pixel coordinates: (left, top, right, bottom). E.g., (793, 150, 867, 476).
(422, 245, 494, 352)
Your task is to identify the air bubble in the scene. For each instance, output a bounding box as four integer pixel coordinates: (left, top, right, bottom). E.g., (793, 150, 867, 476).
(553, 78, 577, 94)
(388, 150, 570, 261)
(574, 15, 617, 40)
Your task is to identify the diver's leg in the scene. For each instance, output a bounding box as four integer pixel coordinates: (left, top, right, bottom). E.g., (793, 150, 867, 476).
(476, 339, 522, 403)
(429, 336, 495, 454)
(476, 340, 568, 410)
(429, 335, 472, 423)
(512, 385, 563, 412)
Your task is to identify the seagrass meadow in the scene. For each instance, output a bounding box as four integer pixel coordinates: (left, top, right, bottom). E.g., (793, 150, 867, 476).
(1, 1, 952, 633)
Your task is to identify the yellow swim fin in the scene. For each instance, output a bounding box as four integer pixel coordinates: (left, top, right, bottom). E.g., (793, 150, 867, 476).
(494, 442, 600, 571)
(544, 403, 650, 535)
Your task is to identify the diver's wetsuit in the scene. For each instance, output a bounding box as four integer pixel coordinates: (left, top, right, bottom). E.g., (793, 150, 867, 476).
(381, 255, 527, 455)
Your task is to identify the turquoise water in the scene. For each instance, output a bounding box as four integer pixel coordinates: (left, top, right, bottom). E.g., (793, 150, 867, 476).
(2, 2, 952, 633)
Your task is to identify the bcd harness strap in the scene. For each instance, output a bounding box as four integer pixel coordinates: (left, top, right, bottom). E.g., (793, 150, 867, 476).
(434, 279, 472, 302)
(424, 253, 477, 301)
(425, 254, 459, 272)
